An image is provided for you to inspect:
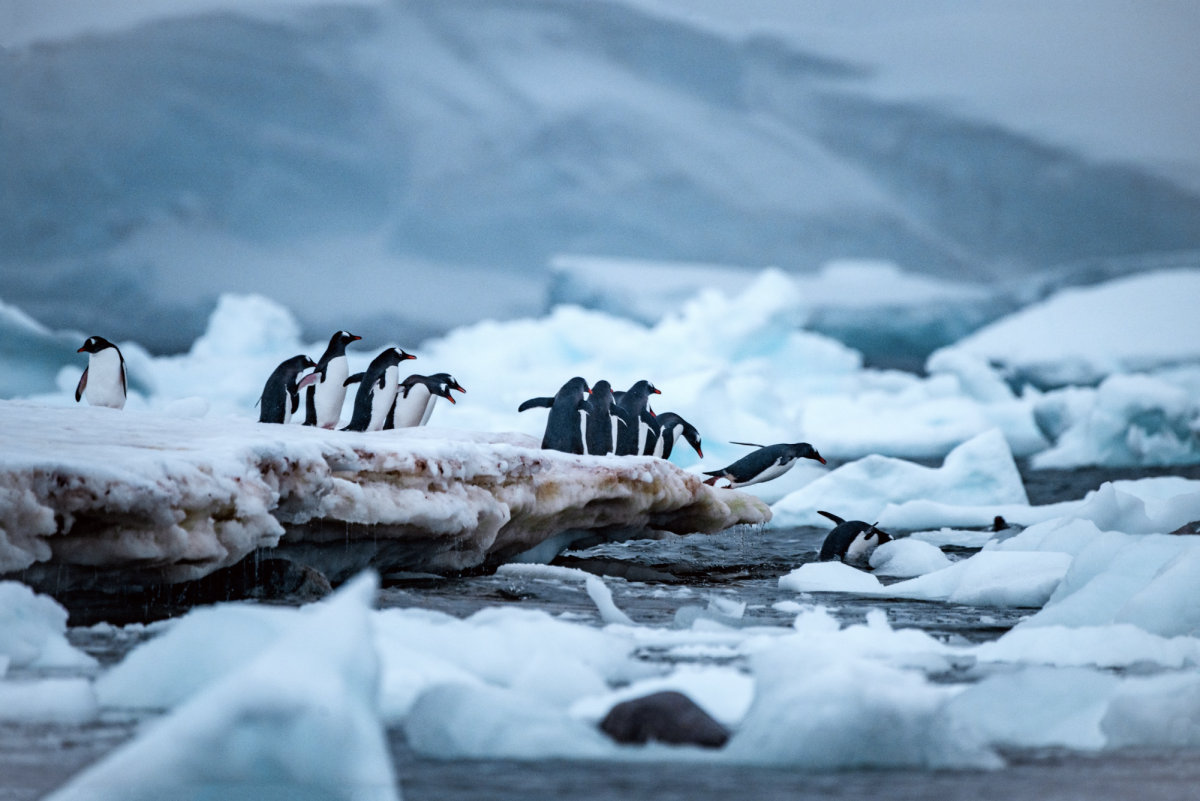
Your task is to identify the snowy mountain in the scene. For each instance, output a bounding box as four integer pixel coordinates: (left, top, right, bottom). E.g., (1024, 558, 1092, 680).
(3, 0, 1199, 350)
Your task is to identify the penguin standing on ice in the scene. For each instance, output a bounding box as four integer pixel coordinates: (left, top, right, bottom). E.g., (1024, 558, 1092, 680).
(385, 373, 466, 429)
(258, 355, 316, 424)
(75, 336, 127, 410)
(702, 441, 825, 487)
(614, 380, 661, 456)
(302, 331, 361, 429)
(816, 511, 893, 567)
(579, 380, 618, 455)
(518, 376, 590, 453)
(649, 412, 703, 459)
(341, 348, 416, 432)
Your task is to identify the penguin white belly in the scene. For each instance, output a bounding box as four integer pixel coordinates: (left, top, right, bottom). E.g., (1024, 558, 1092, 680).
(392, 384, 431, 428)
(314, 356, 350, 428)
(652, 429, 666, 458)
(733, 458, 795, 487)
(419, 395, 438, 426)
(844, 532, 879, 566)
(579, 410, 589, 455)
(85, 350, 126, 409)
(367, 367, 399, 431)
(637, 420, 650, 456)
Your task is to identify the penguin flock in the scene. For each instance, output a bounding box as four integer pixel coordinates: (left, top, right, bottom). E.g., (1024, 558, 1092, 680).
(73, 335, 888, 567)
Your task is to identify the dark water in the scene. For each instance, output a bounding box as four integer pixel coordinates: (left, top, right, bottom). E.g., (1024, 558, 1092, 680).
(4, 464, 1200, 800)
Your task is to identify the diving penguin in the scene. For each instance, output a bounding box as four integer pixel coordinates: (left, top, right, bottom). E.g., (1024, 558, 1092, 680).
(341, 348, 416, 432)
(815, 511, 893, 567)
(75, 336, 127, 410)
(302, 330, 361, 429)
(258, 355, 317, 424)
(518, 376, 590, 453)
(702, 441, 825, 487)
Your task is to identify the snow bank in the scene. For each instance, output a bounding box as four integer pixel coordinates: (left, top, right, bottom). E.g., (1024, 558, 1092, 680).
(771, 429, 1028, 528)
(48, 574, 397, 801)
(0, 401, 766, 588)
(0, 678, 98, 724)
(869, 538, 953, 578)
(935, 269, 1200, 388)
(0, 581, 96, 669)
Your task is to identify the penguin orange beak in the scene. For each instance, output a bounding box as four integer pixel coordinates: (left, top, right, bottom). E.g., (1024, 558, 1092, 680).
(696, 448, 704, 458)
(816, 455, 827, 465)
(351, 335, 362, 342)
(76, 346, 87, 353)
(446, 395, 456, 404)
(652, 388, 661, 394)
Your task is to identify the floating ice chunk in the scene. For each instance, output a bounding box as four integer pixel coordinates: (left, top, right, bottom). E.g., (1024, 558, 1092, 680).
(0, 582, 96, 669)
(944, 667, 1118, 750)
(726, 643, 997, 769)
(586, 576, 635, 626)
(47, 573, 397, 801)
(886, 551, 1071, 607)
(0, 678, 97, 724)
(771, 429, 1028, 528)
(869, 538, 952, 577)
(96, 604, 299, 709)
(936, 269, 1200, 388)
(778, 562, 885, 594)
(1102, 673, 1200, 748)
(974, 624, 1200, 669)
(910, 528, 997, 548)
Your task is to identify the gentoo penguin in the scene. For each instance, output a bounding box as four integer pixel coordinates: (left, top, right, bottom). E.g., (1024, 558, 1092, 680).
(385, 373, 466, 429)
(580, 380, 618, 455)
(702, 441, 825, 487)
(649, 412, 703, 459)
(614, 380, 661, 456)
(75, 336, 127, 409)
(518, 377, 590, 453)
(816, 511, 893, 567)
(258, 355, 317, 424)
(302, 330, 361, 429)
(341, 348, 416, 432)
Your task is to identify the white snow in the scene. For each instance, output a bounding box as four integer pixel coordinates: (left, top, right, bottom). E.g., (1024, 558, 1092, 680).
(0, 582, 96, 669)
(935, 270, 1200, 388)
(869, 538, 952, 578)
(47, 574, 398, 801)
(771, 429, 1028, 529)
(0, 679, 97, 724)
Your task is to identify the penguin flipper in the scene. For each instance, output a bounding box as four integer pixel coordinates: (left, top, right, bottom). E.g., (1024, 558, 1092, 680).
(289, 390, 300, 415)
(297, 371, 321, 390)
(344, 373, 365, 387)
(74, 367, 88, 402)
(518, 397, 554, 412)
(730, 441, 766, 449)
(119, 357, 127, 396)
(817, 510, 847, 526)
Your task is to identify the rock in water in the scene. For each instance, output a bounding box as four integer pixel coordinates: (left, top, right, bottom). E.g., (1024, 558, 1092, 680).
(599, 691, 729, 748)
(46, 573, 398, 801)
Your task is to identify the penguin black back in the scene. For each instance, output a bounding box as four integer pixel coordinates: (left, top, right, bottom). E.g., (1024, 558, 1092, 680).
(816, 511, 893, 566)
(582, 380, 617, 455)
(538, 377, 590, 453)
(343, 348, 415, 432)
(654, 412, 703, 459)
(615, 380, 661, 456)
(259, 355, 316, 424)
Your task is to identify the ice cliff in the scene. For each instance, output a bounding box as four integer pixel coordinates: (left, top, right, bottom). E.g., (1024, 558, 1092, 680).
(0, 402, 768, 590)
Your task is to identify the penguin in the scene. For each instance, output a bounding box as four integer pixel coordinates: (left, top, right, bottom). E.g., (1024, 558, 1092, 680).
(341, 348, 416, 432)
(614, 380, 661, 456)
(385, 373, 466, 429)
(518, 377, 590, 453)
(75, 336, 127, 409)
(702, 441, 825, 487)
(816, 511, 893, 567)
(258, 355, 317, 424)
(579, 380, 618, 456)
(649, 412, 703, 459)
(302, 330, 362, 429)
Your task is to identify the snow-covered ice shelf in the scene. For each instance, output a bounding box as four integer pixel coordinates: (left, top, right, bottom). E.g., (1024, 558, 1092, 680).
(0, 402, 768, 590)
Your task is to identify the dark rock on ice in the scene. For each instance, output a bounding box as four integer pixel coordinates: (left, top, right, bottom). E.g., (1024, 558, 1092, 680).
(600, 691, 729, 749)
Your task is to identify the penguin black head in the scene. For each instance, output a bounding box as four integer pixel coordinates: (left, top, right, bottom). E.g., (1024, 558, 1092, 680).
(332, 330, 362, 347)
(383, 347, 417, 366)
(428, 373, 466, 395)
(787, 442, 826, 465)
(78, 336, 118, 354)
(680, 420, 703, 458)
(561, 376, 590, 399)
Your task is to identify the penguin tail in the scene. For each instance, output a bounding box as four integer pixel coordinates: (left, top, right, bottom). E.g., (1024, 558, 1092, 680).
(817, 510, 847, 525)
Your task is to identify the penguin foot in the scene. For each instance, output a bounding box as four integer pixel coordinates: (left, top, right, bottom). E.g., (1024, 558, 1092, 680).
(703, 476, 720, 486)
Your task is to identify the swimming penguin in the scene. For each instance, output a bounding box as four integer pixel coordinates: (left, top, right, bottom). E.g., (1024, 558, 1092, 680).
(258, 355, 317, 424)
(649, 412, 703, 459)
(580, 380, 618, 455)
(385, 373, 466, 429)
(518, 377, 590, 453)
(614, 380, 661, 456)
(341, 348, 416, 432)
(302, 330, 362, 429)
(75, 336, 127, 409)
(702, 441, 825, 487)
(816, 511, 893, 567)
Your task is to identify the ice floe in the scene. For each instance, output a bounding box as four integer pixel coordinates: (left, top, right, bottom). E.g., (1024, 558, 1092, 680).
(0, 581, 96, 669)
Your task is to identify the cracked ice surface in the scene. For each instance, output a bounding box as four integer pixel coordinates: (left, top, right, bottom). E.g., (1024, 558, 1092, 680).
(0, 401, 768, 589)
